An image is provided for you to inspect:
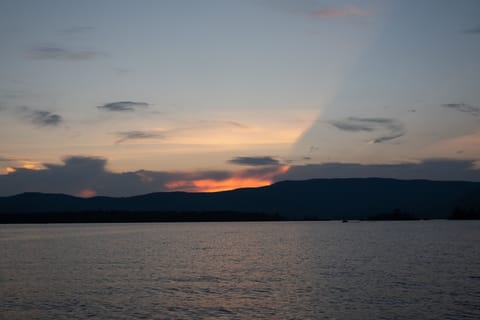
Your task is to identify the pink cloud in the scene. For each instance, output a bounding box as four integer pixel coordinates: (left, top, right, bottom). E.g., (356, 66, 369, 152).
(311, 6, 370, 18)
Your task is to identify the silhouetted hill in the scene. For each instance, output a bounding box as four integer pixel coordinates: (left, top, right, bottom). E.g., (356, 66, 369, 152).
(1, 178, 480, 222)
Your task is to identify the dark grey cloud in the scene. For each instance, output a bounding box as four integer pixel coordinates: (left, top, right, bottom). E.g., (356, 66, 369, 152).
(0, 156, 150, 196)
(18, 106, 63, 127)
(331, 117, 394, 132)
(29, 45, 103, 61)
(2, 156, 479, 197)
(115, 130, 166, 144)
(329, 117, 405, 143)
(330, 119, 375, 132)
(45, 156, 107, 172)
(464, 26, 480, 34)
(442, 103, 480, 117)
(30, 110, 62, 126)
(229, 156, 280, 166)
(0, 156, 283, 196)
(275, 159, 480, 182)
(371, 132, 405, 144)
(0, 156, 164, 196)
(97, 101, 149, 112)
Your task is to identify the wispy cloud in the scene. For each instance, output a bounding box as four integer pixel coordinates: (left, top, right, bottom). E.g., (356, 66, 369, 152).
(371, 132, 405, 144)
(442, 103, 480, 117)
(330, 118, 376, 132)
(31, 110, 62, 126)
(18, 106, 63, 127)
(224, 121, 251, 129)
(115, 130, 166, 144)
(464, 26, 480, 34)
(311, 6, 370, 18)
(0, 156, 13, 162)
(259, 2, 372, 19)
(229, 156, 280, 166)
(330, 117, 405, 144)
(97, 101, 149, 112)
(60, 26, 94, 35)
(29, 45, 103, 61)
(195, 120, 252, 129)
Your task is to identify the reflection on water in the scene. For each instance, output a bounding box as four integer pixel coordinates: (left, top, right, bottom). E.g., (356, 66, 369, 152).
(1, 221, 479, 319)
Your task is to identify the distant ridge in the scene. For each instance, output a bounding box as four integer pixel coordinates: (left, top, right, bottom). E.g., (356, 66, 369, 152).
(1, 178, 479, 222)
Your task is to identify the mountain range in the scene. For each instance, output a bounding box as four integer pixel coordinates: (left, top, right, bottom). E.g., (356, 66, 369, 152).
(1, 178, 479, 222)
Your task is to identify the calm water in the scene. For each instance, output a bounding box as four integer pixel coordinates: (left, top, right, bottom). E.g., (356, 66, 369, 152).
(1, 221, 479, 320)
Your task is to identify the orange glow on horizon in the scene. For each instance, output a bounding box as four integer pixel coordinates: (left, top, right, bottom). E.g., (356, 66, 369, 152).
(167, 177, 271, 193)
(77, 189, 97, 198)
(165, 165, 290, 192)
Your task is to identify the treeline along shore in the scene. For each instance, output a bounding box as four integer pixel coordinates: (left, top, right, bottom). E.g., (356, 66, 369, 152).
(0, 211, 285, 224)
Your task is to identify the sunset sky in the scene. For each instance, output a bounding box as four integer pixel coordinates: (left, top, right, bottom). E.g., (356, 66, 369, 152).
(1, 0, 480, 196)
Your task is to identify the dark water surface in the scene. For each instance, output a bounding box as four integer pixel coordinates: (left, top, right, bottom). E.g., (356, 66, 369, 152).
(1, 221, 479, 319)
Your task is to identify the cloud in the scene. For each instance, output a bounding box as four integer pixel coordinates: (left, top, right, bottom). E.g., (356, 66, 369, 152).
(0, 156, 288, 196)
(229, 156, 280, 166)
(224, 121, 251, 129)
(371, 132, 404, 144)
(165, 165, 289, 192)
(1, 159, 44, 173)
(0, 156, 130, 196)
(2, 156, 480, 197)
(29, 45, 103, 61)
(196, 120, 251, 130)
(97, 101, 149, 112)
(115, 130, 166, 144)
(18, 106, 63, 127)
(464, 26, 480, 34)
(46, 156, 107, 172)
(275, 159, 480, 182)
(0, 156, 147, 196)
(329, 117, 405, 143)
(30, 110, 63, 126)
(442, 103, 480, 117)
(311, 6, 370, 18)
(330, 119, 375, 132)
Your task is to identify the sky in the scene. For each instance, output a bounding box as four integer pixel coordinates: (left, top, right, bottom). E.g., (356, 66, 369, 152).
(1, 0, 480, 196)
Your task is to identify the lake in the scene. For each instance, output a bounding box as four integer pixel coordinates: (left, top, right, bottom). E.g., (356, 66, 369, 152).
(1, 221, 479, 319)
